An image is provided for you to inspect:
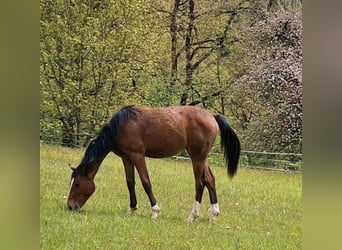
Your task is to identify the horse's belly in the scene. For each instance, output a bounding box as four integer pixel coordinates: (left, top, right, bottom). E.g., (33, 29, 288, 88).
(145, 149, 180, 158)
(144, 136, 186, 158)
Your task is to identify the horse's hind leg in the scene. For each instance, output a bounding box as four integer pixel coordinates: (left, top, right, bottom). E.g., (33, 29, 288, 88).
(187, 158, 220, 223)
(204, 166, 220, 222)
(122, 158, 137, 215)
(187, 159, 205, 223)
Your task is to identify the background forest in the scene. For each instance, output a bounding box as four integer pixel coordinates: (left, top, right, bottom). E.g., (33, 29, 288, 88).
(40, 0, 302, 159)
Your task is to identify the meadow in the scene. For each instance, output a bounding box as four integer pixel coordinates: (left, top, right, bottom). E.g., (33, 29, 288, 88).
(40, 143, 302, 249)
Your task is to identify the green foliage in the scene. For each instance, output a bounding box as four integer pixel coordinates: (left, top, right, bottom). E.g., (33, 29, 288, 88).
(144, 77, 184, 107)
(40, 144, 302, 249)
(40, 0, 160, 146)
(40, 0, 302, 155)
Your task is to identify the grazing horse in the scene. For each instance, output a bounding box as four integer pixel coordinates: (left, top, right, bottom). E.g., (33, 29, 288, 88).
(67, 105, 240, 222)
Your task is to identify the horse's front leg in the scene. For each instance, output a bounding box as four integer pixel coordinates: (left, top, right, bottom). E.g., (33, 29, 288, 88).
(122, 158, 137, 215)
(131, 156, 160, 219)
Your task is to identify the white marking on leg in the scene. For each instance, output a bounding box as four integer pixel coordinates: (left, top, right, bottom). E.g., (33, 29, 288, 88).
(151, 204, 160, 220)
(187, 201, 201, 223)
(209, 203, 220, 222)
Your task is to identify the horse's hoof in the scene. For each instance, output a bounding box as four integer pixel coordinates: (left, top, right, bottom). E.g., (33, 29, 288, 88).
(186, 216, 194, 223)
(209, 215, 218, 222)
(208, 203, 220, 222)
(151, 204, 160, 220)
(186, 213, 199, 223)
(208, 210, 219, 222)
(126, 207, 137, 216)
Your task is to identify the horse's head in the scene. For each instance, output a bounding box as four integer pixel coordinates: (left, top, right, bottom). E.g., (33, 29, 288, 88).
(67, 166, 96, 210)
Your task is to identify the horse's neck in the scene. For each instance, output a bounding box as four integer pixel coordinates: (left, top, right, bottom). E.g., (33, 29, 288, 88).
(87, 149, 111, 179)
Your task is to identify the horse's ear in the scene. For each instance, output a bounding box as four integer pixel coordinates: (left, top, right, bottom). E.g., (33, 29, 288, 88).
(68, 163, 76, 171)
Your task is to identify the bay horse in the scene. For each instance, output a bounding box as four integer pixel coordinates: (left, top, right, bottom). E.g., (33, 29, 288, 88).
(67, 105, 240, 222)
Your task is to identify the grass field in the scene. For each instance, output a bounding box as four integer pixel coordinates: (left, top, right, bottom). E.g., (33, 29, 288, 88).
(40, 143, 302, 249)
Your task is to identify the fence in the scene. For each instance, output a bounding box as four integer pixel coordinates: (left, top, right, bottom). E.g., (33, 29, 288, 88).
(40, 137, 302, 173)
(170, 150, 302, 173)
(238, 150, 301, 172)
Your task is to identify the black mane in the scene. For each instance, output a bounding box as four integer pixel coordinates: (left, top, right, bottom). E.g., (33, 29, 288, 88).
(76, 105, 138, 173)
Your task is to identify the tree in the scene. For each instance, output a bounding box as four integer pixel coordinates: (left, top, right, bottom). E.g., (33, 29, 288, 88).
(40, 0, 302, 155)
(40, 0, 158, 146)
(236, 11, 302, 153)
(155, 0, 264, 107)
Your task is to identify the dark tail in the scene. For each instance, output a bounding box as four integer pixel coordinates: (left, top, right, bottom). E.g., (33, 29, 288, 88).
(214, 115, 241, 178)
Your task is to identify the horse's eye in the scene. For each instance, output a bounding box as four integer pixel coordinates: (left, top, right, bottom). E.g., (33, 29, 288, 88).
(74, 183, 80, 188)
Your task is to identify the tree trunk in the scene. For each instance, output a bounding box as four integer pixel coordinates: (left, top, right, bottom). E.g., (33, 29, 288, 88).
(61, 118, 74, 147)
(180, 0, 195, 105)
(170, 0, 180, 86)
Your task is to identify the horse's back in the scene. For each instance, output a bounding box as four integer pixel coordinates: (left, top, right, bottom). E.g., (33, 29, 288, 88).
(115, 106, 218, 158)
(139, 106, 218, 138)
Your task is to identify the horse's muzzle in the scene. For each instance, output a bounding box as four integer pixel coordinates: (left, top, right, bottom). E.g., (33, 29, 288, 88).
(67, 203, 80, 210)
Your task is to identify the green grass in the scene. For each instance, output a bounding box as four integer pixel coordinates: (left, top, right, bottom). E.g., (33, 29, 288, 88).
(40, 143, 302, 249)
